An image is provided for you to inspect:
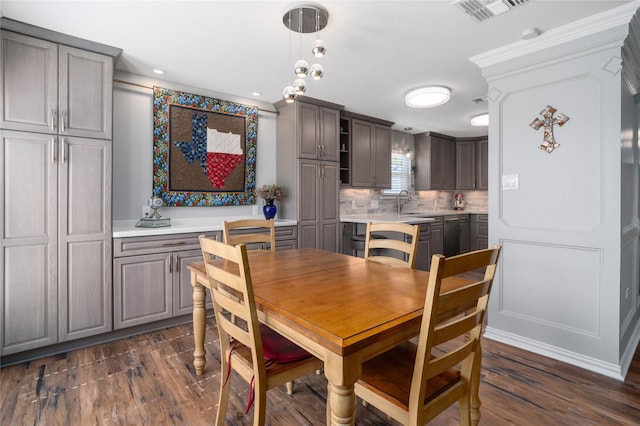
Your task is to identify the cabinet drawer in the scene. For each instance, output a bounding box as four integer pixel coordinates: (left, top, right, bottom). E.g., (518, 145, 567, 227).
(114, 231, 221, 257)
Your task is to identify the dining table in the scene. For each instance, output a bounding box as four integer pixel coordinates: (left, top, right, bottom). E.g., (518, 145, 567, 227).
(188, 248, 480, 426)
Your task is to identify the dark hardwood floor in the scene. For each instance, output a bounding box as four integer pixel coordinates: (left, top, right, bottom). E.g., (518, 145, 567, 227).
(2, 318, 640, 425)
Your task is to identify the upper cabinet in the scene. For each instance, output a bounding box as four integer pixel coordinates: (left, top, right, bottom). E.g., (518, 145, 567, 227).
(342, 111, 393, 189)
(1, 31, 113, 139)
(455, 136, 488, 190)
(476, 137, 488, 190)
(298, 101, 340, 162)
(414, 132, 455, 190)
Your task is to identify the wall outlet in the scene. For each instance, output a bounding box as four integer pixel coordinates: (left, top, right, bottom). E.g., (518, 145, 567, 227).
(253, 205, 259, 215)
(142, 205, 151, 217)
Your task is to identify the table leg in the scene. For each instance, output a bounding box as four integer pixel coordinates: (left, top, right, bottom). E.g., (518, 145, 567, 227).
(324, 354, 359, 426)
(192, 271, 206, 375)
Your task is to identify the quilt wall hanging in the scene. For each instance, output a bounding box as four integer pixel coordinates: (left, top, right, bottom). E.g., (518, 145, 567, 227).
(152, 86, 258, 206)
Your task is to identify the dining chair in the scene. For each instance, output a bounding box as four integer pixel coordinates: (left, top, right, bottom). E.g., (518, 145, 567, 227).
(364, 221, 420, 268)
(354, 244, 501, 425)
(223, 218, 275, 253)
(199, 236, 323, 426)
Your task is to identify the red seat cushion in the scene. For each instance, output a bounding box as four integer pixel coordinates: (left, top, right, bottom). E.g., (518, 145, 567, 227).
(260, 324, 311, 364)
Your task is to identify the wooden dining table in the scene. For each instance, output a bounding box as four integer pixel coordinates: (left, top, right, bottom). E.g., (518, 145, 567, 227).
(188, 248, 480, 426)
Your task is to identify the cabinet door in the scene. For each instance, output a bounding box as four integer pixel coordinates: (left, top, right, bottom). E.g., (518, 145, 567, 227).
(442, 139, 455, 190)
(428, 219, 444, 269)
(113, 253, 173, 329)
(299, 160, 319, 248)
(320, 162, 339, 251)
(58, 136, 112, 341)
(373, 125, 391, 188)
(0, 31, 57, 133)
(174, 249, 212, 316)
(476, 137, 488, 190)
(414, 224, 431, 271)
(456, 140, 476, 190)
(351, 119, 373, 187)
(298, 102, 319, 159)
(319, 107, 340, 162)
(459, 215, 470, 254)
(1, 131, 58, 355)
(58, 46, 113, 139)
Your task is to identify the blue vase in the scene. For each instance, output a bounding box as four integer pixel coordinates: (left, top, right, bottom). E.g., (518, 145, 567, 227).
(263, 199, 277, 220)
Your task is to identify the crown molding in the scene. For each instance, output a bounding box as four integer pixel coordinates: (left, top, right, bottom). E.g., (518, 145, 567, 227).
(470, 1, 640, 69)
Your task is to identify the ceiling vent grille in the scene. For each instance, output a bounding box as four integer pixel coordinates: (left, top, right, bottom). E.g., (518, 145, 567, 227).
(452, 0, 529, 23)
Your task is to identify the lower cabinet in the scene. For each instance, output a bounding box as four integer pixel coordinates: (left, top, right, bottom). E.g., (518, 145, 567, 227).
(415, 218, 444, 271)
(459, 214, 470, 253)
(113, 225, 299, 330)
(113, 232, 220, 329)
(470, 214, 488, 251)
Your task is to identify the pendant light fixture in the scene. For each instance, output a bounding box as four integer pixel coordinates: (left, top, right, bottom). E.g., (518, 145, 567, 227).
(282, 3, 328, 102)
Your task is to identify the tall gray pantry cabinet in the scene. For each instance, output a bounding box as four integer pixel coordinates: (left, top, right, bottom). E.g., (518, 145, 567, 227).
(0, 27, 120, 356)
(276, 97, 342, 252)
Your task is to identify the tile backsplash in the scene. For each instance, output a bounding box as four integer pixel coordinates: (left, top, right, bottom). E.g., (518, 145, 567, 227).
(339, 189, 488, 215)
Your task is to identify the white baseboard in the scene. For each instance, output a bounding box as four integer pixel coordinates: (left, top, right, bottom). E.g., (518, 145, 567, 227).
(483, 327, 626, 381)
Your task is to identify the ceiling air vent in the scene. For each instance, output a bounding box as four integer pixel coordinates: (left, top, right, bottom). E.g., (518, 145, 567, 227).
(452, 0, 529, 23)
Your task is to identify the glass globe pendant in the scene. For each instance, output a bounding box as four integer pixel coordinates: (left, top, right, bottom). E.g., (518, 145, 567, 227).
(293, 78, 307, 94)
(294, 59, 309, 78)
(311, 39, 326, 57)
(282, 85, 296, 103)
(309, 63, 324, 80)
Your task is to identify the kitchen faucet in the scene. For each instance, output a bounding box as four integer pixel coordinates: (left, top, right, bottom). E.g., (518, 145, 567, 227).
(397, 190, 412, 215)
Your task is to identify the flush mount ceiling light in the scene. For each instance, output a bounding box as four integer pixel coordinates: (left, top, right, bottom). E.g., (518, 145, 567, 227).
(282, 3, 328, 102)
(405, 86, 451, 108)
(470, 113, 489, 126)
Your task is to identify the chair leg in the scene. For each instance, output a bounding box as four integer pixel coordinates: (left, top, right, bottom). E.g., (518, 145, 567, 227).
(286, 380, 294, 395)
(215, 374, 230, 426)
(459, 395, 472, 426)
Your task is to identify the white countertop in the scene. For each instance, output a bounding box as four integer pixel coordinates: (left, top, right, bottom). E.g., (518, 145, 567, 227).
(113, 216, 297, 238)
(340, 210, 488, 224)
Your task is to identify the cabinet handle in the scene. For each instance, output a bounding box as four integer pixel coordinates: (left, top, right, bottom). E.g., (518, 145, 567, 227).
(162, 241, 186, 246)
(51, 138, 57, 163)
(317, 145, 321, 159)
(61, 110, 66, 133)
(169, 257, 172, 273)
(61, 138, 66, 164)
(51, 109, 57, 132)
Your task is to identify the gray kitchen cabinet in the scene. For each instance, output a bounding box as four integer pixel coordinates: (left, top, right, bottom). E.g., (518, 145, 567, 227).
(455, 136, 488, 190)
(470, 214, 488, 251)
(113, 232, 219, 329)
(476, 137, 489, 190)
(0, 28, 118, 356)
(339, 118, 351, 185)
(1, 31, 113, 139)
(276, 97, 343, 252)
(349, 117, 393, 189)
(455, 139, 477, 190)
(299, 160, 340, 251)
(298, 101, 340, 162)
(414, 132, 455, 190)
(414, 218, 443, 271)
(459, 214, 470, 253)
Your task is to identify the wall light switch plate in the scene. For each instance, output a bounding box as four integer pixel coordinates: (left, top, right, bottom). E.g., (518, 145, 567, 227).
(502, 174, 519, 190)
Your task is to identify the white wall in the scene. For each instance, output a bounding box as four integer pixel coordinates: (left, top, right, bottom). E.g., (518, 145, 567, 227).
(472, 4, 640, 380)
(112, 71, 278, 221)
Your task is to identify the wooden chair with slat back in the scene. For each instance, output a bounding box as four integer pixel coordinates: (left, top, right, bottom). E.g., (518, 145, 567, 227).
(354, 245, 501, 426)
(223, 219, 275, 253)
(364, 222, 420, 268)
(199, 236, 323, 426)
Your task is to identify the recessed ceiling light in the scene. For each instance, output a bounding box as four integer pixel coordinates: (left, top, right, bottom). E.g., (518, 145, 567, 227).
(521, 27, 542, 40)
(153, 69, 164, 75)
(471, 113, 489, 127)
(252, 92, 262, 97)
(405, 86, 451, 108)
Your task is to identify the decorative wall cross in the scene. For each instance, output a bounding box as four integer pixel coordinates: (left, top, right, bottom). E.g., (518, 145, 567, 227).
(529, 105, 570, 153)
